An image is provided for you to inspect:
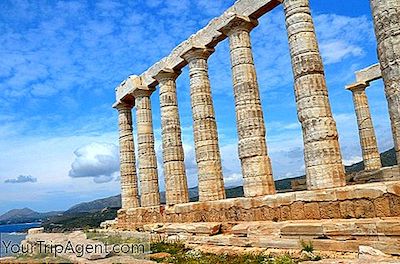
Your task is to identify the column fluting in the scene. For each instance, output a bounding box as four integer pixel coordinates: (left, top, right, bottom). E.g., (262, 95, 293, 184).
(134, 89, 161, 207)
(370, 0, 400, 165)
(116, 102, 140, 209)
(347, 82, 382, 171)
(153, 69, 189, 205)
(181, 47, 226, 202)
(283, 0, 346, 189)
(219, 16, 276, 197)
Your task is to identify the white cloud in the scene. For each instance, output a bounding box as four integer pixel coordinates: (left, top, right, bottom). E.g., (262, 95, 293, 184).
(343, 156, 363, 166)
(320, 41, 364, 64)
(69, 142, 119, 183)
(315, 14, 374, 65)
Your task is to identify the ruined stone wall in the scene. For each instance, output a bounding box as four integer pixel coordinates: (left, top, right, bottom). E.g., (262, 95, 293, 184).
(116, 181, 400, 230)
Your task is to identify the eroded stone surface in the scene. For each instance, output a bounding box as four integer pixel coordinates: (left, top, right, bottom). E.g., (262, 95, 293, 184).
(181, 47, 226, 202)
(371, 0, 400, 165)
(115, 181, 400, 228)
(134, 88, 161, 207)
(219, 15, 276, 197)
(283, 0, 346, 190)
(153, 70, 189, 206)
(115, 102, 140, 209)
(346, 82, 382, 171)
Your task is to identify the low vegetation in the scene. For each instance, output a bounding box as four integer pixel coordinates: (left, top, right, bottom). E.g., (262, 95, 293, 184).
(42, 208, 118, 232)
(149, 241, 298, 264)
(14, 252, 71, 263)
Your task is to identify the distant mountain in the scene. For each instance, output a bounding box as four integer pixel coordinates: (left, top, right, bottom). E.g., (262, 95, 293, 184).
(65, 195, 121, 214)
(345, 148, 397, 173)
(0, 208, 61, 225)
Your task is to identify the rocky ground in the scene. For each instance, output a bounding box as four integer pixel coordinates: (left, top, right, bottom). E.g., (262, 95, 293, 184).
(1, 228, 400, 263)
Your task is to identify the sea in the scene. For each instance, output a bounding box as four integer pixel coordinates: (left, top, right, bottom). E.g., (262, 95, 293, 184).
(0, 222, 41, 257)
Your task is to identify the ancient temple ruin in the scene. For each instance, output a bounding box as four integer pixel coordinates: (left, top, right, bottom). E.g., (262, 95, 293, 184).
(108, 0, 400, 254)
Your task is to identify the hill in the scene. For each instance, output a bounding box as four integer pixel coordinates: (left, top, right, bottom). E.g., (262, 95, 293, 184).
(65, 195, 121, 214)
(0, 208, 61, 225)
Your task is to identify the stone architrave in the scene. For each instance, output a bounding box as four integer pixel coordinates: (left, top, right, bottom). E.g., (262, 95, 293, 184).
(346, 82, 382, 171)
(370, 0, 400, 165)
(219, 15, 276, 197)
(153, 69, 189, 205)
(283, 0, 346, 189)
(181, 47, 226, 202)
(115, 102, 140, 209)
(133, 88, 161, 207)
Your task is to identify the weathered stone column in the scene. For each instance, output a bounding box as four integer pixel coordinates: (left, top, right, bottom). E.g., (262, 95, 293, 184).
(153, 69, 189, 205)
(115, 102, 140, 209)
(133, 88, 161, 207)
(370, 0, 400, 165)
(219, 16, 276, 197)
(346, 82, 382, 171)
(283, 0, 346, 189)
(181, 47, 226, 202)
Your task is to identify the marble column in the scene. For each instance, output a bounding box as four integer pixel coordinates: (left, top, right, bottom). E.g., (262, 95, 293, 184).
(370, 0, 400, 165)
(346, 82, 382, 171)
(219, 16, 276, 197)
(181, 47, 226, 202)
(153, 69, 189, 205)
(134, 88, 161, 207)
(115, 102, 140, 209)
(283, 0, 346, 189)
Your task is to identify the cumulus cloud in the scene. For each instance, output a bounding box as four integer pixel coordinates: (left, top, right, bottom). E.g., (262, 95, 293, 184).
(315, 14, 374, 65)
(69, 142, 119, 183)
(5, 175, 37, 184)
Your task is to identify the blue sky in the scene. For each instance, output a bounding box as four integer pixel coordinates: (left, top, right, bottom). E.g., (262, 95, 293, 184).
(0, 0, 394, 215)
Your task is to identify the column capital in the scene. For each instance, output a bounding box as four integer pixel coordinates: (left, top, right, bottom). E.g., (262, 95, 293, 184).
(218, 15, 258, 36)
(113, 101, 134, 110)
(181, 46, 215, 62)
(346, 82, 369, 93)
(153, 68, 181, 82)
(132, 86, 156, 98)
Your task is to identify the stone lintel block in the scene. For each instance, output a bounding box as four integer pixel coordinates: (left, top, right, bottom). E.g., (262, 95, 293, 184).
(131, 85, 156, 98)
(181, 46, 215, 61)
(355, 63, 382, 84)
(217, 14, 258, 36)
(153, 68, 182, 82)
(345, 81, 369, 92)
(115, 75, 141, 103)
(116, 0, 280, 100)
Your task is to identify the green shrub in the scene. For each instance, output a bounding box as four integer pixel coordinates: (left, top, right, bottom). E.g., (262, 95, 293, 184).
(300, 240, 314, 253)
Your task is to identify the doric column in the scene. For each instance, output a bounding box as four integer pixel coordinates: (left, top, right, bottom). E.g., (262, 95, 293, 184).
(115, 102, 140, 209)
(219, 16, 276, 197)
(133, 88, 161, 207)
(181, 47, 226, 202)
(370, 0, 400, 165)
(346, 82, 382, 171)
(153, 69, 189, 205)
(283, 0, 346, 189)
